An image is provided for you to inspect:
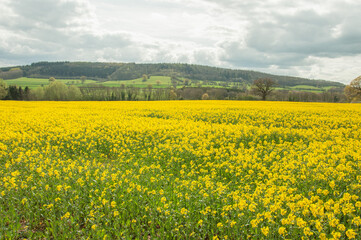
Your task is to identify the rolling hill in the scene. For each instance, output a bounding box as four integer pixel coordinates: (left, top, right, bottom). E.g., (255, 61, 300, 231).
(0, 61, 344, 88)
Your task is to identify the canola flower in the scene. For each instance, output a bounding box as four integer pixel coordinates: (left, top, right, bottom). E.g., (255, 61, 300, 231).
(0, 100, 360, 239)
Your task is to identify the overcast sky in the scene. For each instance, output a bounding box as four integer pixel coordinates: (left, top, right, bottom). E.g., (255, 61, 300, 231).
(1, 0, 360, 84)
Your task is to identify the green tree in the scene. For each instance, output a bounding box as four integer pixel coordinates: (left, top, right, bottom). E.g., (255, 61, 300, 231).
(146, 84, 153, 101)
(251, 78, 277, 100)
(30, 87, 45, 100)
(344, 75, 361, 102)
(154, 88, 164, 100)
(24, 86, 30, 100)
(0, 78, 7, 99)
(49, 77, 56, 84)
(171, 76, 178, 88)
(44, 81, 68, 100)
(18, 86, 24, 100)
(126, 86, 139, 101)
(68, 85, 82, 100)
(120, 84, 126, 100)
(184, 78, 190, 86)
(80, 76, 86, 84)
(0, 68, 23, 79)
(7, 86, 21, 100)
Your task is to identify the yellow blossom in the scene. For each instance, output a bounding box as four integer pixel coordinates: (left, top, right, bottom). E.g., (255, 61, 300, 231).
(61, 212, 70, 220)
(346, 229, 357, 239)
(261, 226, 269, 236)
(278, 227, 286, 236)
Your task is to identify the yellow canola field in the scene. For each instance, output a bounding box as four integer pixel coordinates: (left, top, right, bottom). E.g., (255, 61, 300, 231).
(0, 101, 361, 239)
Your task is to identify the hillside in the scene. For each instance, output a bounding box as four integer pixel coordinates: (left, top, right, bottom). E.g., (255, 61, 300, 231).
(0, 61, 344, 88)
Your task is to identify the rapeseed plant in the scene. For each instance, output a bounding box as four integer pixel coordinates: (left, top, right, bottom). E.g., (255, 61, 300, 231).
(0, 101, 360, 239)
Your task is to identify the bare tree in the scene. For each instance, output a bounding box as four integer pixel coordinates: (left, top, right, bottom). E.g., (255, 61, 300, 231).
(202, 92, 209, 100)
(251, 78, 277, 100)
(168, 89, 177, 100)
(344, 75, 361, 102)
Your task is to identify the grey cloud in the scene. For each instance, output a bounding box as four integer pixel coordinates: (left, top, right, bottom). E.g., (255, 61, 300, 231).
(193, 50, 215, 65)
(0, 42, 61, 64)
(213, 0, 361, 72)
(0, 0, 139, 64)
(247, 9, 361, 56)
(246, 10, 336, 54)
(65, 33, 133, 50)
(146, 46, 191, 63)
(219, 41, 311, 68)
(8, 0, 91, 30)
(0, 0, 360, 83)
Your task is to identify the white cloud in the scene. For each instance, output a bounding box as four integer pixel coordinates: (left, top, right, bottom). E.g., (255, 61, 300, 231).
(0, 0, 360, 83)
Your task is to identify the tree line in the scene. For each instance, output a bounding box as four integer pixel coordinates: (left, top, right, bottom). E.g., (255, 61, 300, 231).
(0, 77, 348, 102)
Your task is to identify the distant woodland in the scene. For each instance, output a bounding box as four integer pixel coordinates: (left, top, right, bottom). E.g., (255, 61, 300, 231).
(0, 61, 349, 102)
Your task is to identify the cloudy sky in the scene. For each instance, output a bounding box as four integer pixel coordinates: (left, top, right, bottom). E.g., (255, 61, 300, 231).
(1, 0, 360, 84)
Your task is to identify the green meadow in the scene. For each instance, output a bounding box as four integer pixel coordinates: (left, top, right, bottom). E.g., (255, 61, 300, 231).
(4, 78, 96, 89)
(5, 77, 334, 93)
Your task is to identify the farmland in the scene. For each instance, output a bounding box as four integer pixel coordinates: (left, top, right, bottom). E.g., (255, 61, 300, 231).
(4, 77, 97, 89)
(5, 77, 337, 92)
(0, 101, 360, 239)
(3, 76, 184, 89)
(4, 76, 209, 89)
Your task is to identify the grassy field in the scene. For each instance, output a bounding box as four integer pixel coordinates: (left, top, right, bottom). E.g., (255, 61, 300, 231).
(101, 76, 173, 88)
(4, 77, 173, 89)
(5, 77, 337, 93)
(0, 101, 360, 239)
(4, 77, 96, 89)
(273, 85, 335, 93)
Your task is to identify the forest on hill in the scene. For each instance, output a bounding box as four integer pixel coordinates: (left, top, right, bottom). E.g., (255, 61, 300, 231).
(0, 61, 344, 88)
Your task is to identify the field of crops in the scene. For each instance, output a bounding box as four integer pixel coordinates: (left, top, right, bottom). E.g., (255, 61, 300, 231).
(4, 77, 97, 89)
(4, 76, 173, 89)
(1, 101, 360, 239)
